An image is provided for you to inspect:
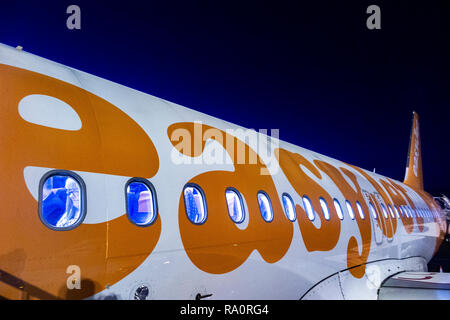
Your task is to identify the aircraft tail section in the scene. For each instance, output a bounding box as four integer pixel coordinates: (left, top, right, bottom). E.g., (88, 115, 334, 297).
(404, 111, 424, 190)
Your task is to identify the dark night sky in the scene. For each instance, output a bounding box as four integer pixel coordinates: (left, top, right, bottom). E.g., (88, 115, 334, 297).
(0, 1, 449, 195)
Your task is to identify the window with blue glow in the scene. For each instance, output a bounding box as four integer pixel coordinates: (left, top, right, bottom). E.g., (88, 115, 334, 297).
(406, 207, 412, 217)
(345, 200, 355, 220)
(126, 180, 157, 226)
(394, 206, 400, 218)
(282, 194, 296, 222)
(320, 198, 330, 220)
(334, 199, 344, 220)
(356, 201, 365, 219)
(39, 172, 85, 230)
(226, 188, 245, 223)
(388, 205, 395, 218)
(402, 206, 409, 217)
(183, 185, 207, 224)
(381, 203, 388, 218)
(258, 192, 273, 222)
(369, 202, 377, 219)
(302, 196, 315, 221)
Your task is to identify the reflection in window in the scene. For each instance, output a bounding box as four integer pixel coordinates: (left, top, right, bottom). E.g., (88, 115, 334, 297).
(258, 192, 273, 222)
(226, 189, 245, 223)
(345, 201, 355, 220)
(334, 199, 344, 220)
(356, 201, 365, 219)
(183, 185, 207, 224)
(369, 202, 377, 219)
(40, 174, 83, 229)
(320, 198, 330, 220)
(126, 180, 157, 226)
(282, 194, 296, 222)
(302, 196, 315, 221)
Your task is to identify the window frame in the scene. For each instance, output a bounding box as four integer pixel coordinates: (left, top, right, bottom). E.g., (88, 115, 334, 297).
(257, 190, 274, 223)
(319, 197, 331, 221)
(369, 202, 377, 219)
(380, 203, 389, 219)
(355, 201, 365, 219)
(345, 200, 355, 220)
(125, 177, 159, 227)
(302, 195, 315, 221)
(282, 193, 297, 222)
(182, 183, 208, 225)
(393, 205, 400, 218)
(333, 199, 344, 220)
(38, 170, 87, 231)
(387, 204, 395, 218)
(225, 187, 246, 224)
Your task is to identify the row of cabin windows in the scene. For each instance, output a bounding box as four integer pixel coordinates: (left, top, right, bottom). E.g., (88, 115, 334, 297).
(183, 185, 436, 225)
(38, 171, 437, 230)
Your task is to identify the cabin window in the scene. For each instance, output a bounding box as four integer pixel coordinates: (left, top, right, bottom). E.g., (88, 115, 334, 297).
(320, 198, 330, 220)
(345, 200, 355, 220)
(333, 199, 344, 220)
(393, 206, 400, 218)
(406, 207, 412, 217)
(183, 184, 207, 224)
(258, 191, 274, 222)
(369, 202, 377, 219)
(388, 205, 395, 218)
(282, 193, 296, 222)
(356, 201, 365, 219)
(381, 203, 388, 218)
(302, 196, 315, 221)
(402, 206, 408, 218)
(39, 171, 86, 230)
(406, 206, 412, 218)
(126, 179, 158, 226)
(399, 206, 405, 217)
(225, 188, 245, 223)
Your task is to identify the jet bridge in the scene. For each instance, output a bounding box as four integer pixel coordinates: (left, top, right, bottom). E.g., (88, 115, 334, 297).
(379, 272, 450, 300)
